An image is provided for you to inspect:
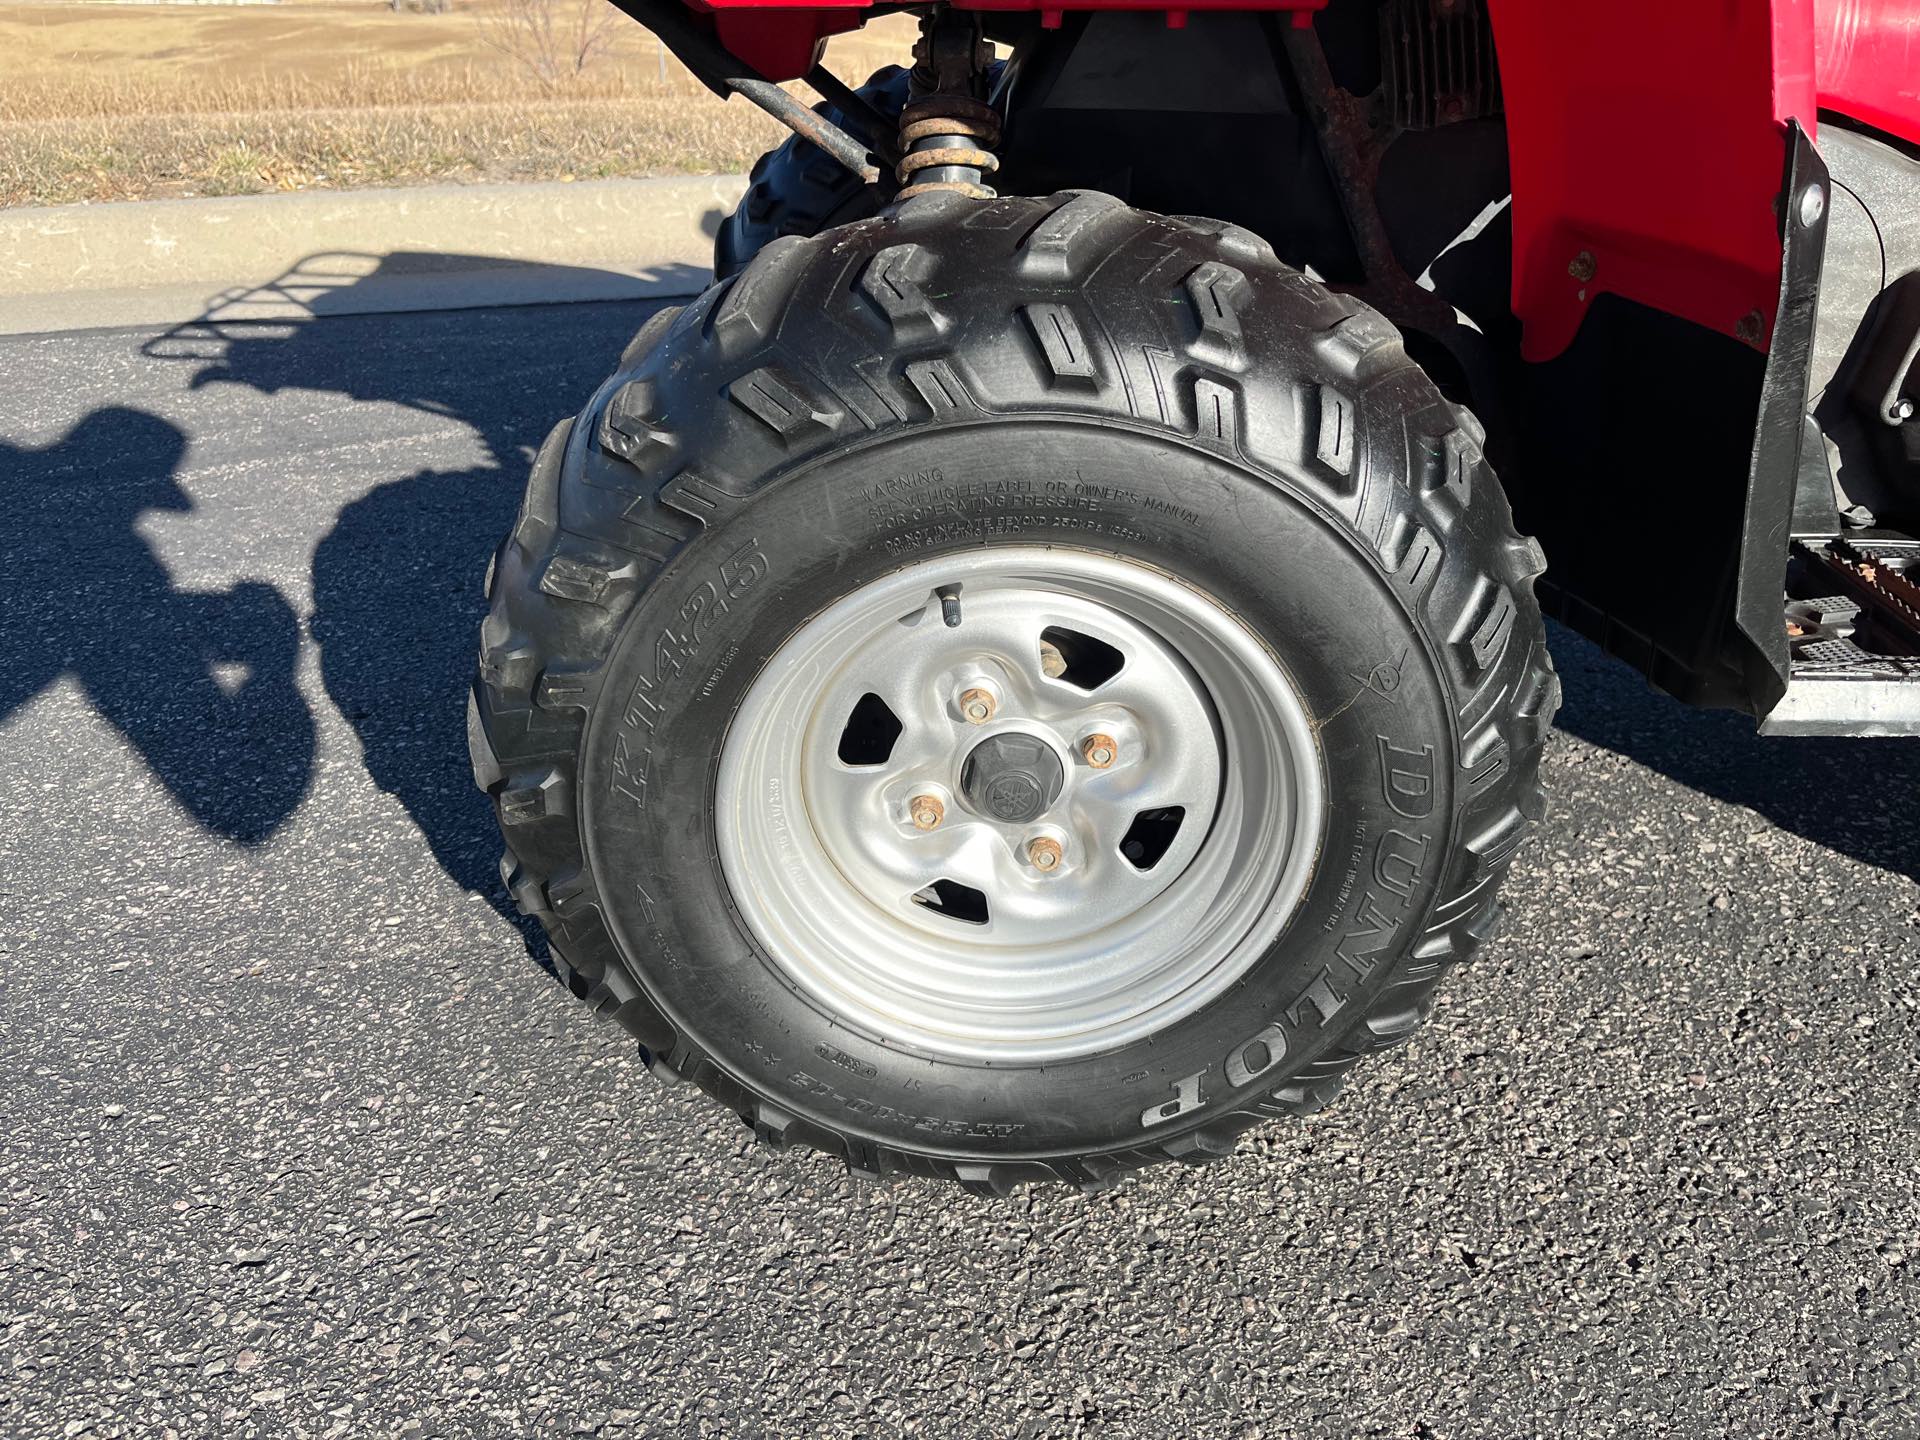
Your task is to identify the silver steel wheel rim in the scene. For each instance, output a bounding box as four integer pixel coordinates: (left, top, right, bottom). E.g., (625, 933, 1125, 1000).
(715, 547, 1325, 1062)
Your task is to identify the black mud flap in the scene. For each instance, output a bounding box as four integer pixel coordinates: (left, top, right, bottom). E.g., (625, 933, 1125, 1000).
(1735, 121, 1828, 722)
(1518, 122, 1829, 721)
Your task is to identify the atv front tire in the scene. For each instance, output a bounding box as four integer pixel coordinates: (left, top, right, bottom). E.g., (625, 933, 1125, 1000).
(472, 191, 1557, 1194)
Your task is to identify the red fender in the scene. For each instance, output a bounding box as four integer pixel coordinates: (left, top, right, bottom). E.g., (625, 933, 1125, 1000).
(1487, 0, 1818, 362)
(1490, 0, 1918, 362)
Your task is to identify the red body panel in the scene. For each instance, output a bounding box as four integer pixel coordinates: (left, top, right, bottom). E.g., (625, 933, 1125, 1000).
(1494, 0, 1920, 362)
(710, 8, 864, 78)
(691, 0, 1920, 359)
(1489, 0, 1817, 362)
(1815, 0, 1920, 146)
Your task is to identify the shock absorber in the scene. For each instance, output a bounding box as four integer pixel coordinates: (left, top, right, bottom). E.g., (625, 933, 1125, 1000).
(895, 8, 1001, 201)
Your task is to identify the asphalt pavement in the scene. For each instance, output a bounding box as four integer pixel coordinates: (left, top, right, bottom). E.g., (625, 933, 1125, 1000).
(2, 282, 1917, 1438)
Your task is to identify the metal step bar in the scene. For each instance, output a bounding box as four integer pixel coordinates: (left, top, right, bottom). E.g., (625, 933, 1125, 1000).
(1763, 534, 1920, 735)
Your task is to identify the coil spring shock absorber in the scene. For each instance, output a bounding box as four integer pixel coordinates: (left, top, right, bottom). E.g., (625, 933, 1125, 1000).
(895, 8, 1001, 201)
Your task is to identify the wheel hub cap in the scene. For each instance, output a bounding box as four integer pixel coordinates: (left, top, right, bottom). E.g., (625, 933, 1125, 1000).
(961, 732, 1064, 823)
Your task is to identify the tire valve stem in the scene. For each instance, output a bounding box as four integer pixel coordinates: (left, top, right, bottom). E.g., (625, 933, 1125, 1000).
(937, 585, 962, 628)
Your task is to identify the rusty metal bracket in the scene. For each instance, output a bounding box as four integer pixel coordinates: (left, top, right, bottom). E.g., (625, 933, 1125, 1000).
(1279, 20, 1454, 335)
(605, 0, 886, 185)
(1280, 17, 1515, 465)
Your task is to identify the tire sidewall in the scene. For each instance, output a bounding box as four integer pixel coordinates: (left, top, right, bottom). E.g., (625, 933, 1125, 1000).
(581, 420, 1459, 1159)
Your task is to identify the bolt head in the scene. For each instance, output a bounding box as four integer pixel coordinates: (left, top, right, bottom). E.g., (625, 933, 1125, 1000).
(1798, 183, 1826, 229)
(1026, 836, 1063, 871)
(909, 795, 945, 831)
(1567, 250, 1597, 283)
(958, 687, 997, 725)
(1082, 733, 1117, 769)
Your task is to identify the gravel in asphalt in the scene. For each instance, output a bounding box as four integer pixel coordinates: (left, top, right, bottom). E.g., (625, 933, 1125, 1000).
(1, 286, 1917, 1438)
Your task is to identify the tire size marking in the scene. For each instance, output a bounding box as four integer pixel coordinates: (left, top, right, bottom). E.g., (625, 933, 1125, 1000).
(1141, 734, 1439, 1129)
(815, 1043, 877, 1079)
(884, 515, 1149, 557)
(1321, 823, 1367, 933)
(786, 1071, 1027, 1138)
(863, 467, 1203, 532)
(609, 538, 766, 814)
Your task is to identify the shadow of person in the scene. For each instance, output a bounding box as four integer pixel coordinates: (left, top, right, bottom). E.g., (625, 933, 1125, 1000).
(0, 407, 313, 845)
(145, 251, 701, 946)
(1550, 622, 1920, 883)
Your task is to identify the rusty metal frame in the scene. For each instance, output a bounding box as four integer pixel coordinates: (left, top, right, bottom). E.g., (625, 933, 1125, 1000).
(606, 0, 891, 184)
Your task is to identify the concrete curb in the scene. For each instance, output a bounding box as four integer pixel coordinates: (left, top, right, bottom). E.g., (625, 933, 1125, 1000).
(0, 175, 744, 336)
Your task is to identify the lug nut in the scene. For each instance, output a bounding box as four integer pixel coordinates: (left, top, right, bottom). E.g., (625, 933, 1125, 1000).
(958, 686, 997, 725)
(909, 794, 945, 831)
(1082, 733, 1118, 769)
(1026, 836, 1063, 872)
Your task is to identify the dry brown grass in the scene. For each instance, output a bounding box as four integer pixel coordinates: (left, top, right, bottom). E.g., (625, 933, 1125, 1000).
(0, 3, 915, 207)
(0, 60, 667, 124)
(1, 96, 785, 207)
